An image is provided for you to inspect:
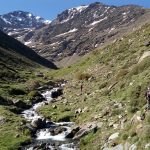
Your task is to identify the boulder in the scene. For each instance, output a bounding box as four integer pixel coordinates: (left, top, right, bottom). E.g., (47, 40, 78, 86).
(108, 132, 119, 141)
(50, 126, 67, 136)
(51, 88, 63, 98)
(73, 121, 101, 140)
(66, 126, 80, 138)
(13, 99, 29, 109)
(31, 118, 46, 129)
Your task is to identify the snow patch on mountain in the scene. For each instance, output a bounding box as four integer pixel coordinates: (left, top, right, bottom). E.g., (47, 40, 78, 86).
(89, 17, 108, 26)
(60, 5, 88, 23)
(56, 28, 78, 37)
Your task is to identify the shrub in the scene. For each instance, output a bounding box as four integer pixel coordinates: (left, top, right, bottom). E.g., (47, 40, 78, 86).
(8, 88, 26, 95)
(76, 72, 92, 80)
(28, 90, 38, 99)
(122, 133, 128, 140)
(99, 81, 108, 89)
(115, 69, 128, 79)
(27, 80, 40, 90)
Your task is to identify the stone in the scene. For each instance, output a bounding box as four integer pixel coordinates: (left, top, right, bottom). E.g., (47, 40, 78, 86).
(13, 99, 29, 109)
(31, 118, 46, 129)
(50, 126, 67, 136)
(66, 126, 80, 138)
(108, 132, 119, 141)
(75, 108, 82, 114)
(52, 105, 57, 109)
(35, 72, 44, 77)
(51, 88, 63, 98)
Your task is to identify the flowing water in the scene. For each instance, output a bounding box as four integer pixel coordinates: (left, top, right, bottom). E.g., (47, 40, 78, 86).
(21, 88, 78, 150)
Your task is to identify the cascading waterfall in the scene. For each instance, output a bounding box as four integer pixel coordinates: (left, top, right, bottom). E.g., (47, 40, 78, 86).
(21, 88, 78, 150)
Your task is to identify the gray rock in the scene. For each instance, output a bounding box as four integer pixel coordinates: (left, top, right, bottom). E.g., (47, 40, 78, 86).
(66, 126, 80, 138)
(108, 132, 119, 141)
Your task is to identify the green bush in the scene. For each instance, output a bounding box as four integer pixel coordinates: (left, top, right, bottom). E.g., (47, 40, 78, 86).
(8, 88, 26, 95)
(28, 90, 38, 99)
(122, 133, 128, 140)
(76, 72, 92, 80)
(27, 80, 40, 90)
(115, 69, 128, 79)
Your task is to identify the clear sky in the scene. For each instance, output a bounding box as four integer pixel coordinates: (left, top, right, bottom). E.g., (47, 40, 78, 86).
(0, 0, 150, 20)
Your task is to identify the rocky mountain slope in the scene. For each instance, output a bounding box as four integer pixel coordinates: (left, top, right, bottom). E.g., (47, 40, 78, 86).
(0, 11, 51, 45)
(23, 2, 150, 65)
(1, 3, 150, 67)
(39, 23, 150, 150)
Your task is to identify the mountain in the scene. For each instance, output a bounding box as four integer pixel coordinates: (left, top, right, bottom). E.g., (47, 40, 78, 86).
(22, 2, 150, 66)
(38, 23, 150, 150)
(0, 30, 57, 81)
(0, 11, 51, 44)
(1, 3, 150, 67)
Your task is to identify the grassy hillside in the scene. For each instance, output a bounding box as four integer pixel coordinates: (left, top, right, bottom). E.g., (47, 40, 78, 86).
(38, 23, 150, 149)
(0, 32, 57, 150)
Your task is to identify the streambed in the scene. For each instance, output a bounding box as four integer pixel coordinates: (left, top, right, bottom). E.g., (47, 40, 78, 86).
(21, 88, 79, 150)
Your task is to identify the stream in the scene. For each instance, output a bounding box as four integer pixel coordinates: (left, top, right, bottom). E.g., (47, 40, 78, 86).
(21, 87, 79, 150)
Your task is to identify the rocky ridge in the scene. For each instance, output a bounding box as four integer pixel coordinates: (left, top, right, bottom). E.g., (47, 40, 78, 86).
(0, 11, 51, 45)
(21, 3, 150, 65)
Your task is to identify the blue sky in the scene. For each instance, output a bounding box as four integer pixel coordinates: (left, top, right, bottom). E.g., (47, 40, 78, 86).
(0, 0, 150, 20)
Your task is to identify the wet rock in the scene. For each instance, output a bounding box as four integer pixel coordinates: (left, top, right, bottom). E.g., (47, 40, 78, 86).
(31, 118, 46, 129)
(13, 99, 29, 109)
(66, 126, 80, 138)
(51, 88, 63, 98)
(50, 126, 67, 136)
